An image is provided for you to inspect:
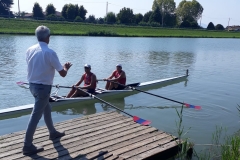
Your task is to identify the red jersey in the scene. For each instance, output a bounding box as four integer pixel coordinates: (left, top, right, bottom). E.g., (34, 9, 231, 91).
(83, 73, 96, 89)
(113, 70, 126, 85)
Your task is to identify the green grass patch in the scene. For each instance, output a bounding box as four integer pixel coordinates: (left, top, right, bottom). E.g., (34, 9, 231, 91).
(1, 18, 240, 38)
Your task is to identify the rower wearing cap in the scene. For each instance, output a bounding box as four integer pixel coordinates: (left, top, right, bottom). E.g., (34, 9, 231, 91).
(104, 64, 126, 90)
(66, 64, 97, 97)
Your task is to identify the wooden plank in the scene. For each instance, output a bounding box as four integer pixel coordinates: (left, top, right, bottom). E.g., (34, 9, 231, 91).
(104, 155, 122, 160)
(0, 111, 117, 144)
(131, 140, 180, 160)
(111, 133, 171, 156)
(28, 121, 139, 160)
(0, 117, 134, 159)
(119, 136, 175, 159)
(0, 112, 124, 149)
(0, 111, 181, 160)
(58, 127, 158, 160)
(1, 119, 134, 160)
(0, 111, 113, 140)
(41, 126, 154, 160)
(72, 152, 113, 160)
(0, 113, 125, 156)
(85, 131, 162, 160)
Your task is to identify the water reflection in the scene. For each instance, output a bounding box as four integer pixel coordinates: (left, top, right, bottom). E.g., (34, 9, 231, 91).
(101, 97, 126, 114)
(172, 52, 196, 68)
(147, 51, 170, 66)
(54, 101, 97, 116)
(0, 36, 17, 79)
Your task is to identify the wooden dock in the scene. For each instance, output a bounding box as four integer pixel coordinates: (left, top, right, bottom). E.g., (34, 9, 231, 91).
(0, 111, 181, 160)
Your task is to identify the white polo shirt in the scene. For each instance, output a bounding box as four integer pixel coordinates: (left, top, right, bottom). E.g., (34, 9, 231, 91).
(26, 42, 63, 85)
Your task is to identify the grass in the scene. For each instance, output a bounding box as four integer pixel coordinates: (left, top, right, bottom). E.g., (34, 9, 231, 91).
(1, 18, 240, 38)
(174, 105, 240, 160)
(174, 105, 194, 160)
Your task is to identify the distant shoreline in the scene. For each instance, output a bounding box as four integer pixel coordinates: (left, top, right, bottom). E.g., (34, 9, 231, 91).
(1, 18, 240, 38)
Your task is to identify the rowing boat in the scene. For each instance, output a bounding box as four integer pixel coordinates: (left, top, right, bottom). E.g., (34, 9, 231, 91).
(0, 72, 188, 117)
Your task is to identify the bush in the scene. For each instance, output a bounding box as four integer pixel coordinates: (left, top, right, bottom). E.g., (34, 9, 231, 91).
(87, 30, 118, 36)
(149, 22, 161, 27)
(179, 21, 191, 28)
(97, 18, 105, 24)
(207, 22, 215, 30)
(46, 14, 65, 21)
(138, 21, 150, 26)
(74, 16, 83, 22)
(215, 24, 225, 30)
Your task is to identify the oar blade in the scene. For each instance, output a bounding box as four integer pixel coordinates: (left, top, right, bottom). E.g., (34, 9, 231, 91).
(16, 81, 25, 85)
(184, 103, 201, 110)
(16, 81, 29, 89)
(194, 106, 202, 110)
(133, 116, 151, 126)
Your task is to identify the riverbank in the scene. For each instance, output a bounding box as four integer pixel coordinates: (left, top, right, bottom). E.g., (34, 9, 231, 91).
(1, 18, 240, 38)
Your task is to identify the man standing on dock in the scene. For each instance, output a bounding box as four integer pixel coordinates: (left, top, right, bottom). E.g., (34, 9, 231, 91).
(23, 25, 72, 155)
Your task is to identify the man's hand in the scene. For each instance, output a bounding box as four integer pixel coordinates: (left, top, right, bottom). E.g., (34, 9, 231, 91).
(64, 62, 72, 71)
(59, 62, 72, 77)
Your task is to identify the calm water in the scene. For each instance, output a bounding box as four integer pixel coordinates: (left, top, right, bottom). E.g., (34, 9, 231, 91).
(0, 35, 240, 155)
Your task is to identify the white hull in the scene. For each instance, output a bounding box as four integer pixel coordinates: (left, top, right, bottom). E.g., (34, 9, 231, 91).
(0, 74, 188, 117)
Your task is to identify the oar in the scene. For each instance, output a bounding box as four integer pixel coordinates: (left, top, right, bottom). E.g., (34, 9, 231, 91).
(99, 79, 201, 110)
(16, 81, 75, 89)
(76, 87, 151, 126)
(16, 81, 151, 125)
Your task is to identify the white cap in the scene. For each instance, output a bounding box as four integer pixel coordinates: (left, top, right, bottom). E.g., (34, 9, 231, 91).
(84, 64, 91, 68)
(116, 64, 122, 67)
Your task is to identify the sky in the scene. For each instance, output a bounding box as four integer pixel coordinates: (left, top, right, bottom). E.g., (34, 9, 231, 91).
(11, 0, 240, 27)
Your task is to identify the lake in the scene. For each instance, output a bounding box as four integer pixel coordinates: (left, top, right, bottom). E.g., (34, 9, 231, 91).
(0, 35, 240, 156)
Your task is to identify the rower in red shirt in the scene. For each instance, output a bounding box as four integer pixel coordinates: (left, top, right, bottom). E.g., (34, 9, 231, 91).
(66, 64, 97, 97)
(104, 64, 126, 90)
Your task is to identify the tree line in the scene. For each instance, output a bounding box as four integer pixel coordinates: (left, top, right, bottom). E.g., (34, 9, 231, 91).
(1, 0, 225, 30)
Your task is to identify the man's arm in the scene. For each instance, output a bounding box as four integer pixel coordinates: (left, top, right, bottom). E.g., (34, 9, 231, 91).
(104, 71, 115, 80)
(81, 74, 96, 89)
(75, 75, 84, 86)
(111, 71, 125, 81)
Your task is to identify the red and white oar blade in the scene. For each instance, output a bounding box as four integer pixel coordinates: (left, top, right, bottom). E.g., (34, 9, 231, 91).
(16, 81, 25, 85)
(16, 81, 29, 89)
(133, 116, 151, 126)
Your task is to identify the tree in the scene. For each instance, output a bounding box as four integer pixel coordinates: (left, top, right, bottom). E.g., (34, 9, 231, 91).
(215, 24, 224, 30)
(32, 2, 44, 18)
(97, 17, 105, 24)
(164, 13, 177, 27)
(117, 7, 134, 24)
(105, 12, 116, 23)
(142, 11, 152, 23)
(152, 0, 176, 26)
(0, 0, 13, 15)
(135, 13, 143, 24)
(61, 4, 68, 19)
(78, 5, 87, 20)
(45, 3, 56, 16)
(176, 0, 203, 23)
(179, 15, 199, 28)
(87, 15, 96, 23)
(66, 4, 76, 20)
(152, 0, 176, 15)
(75, 4, 79, 17)
(149, 6, 162, 23)
(207, 22, 215, 30)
